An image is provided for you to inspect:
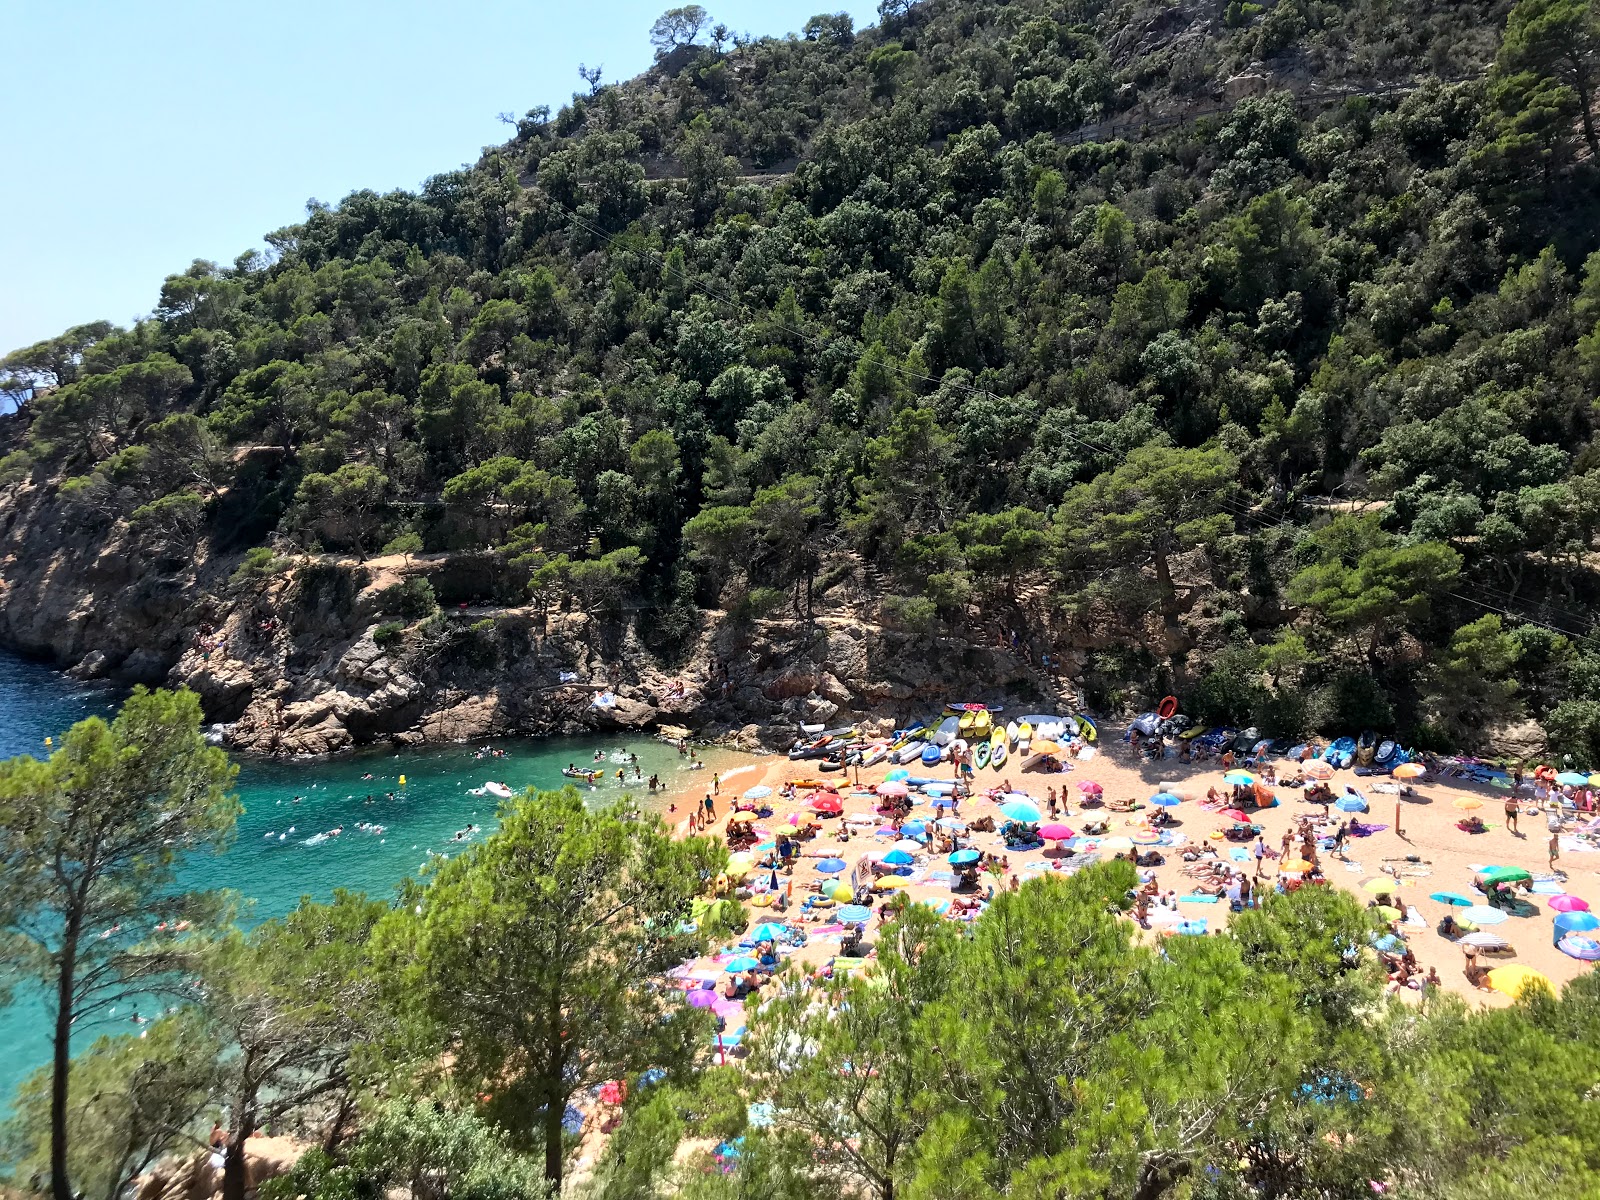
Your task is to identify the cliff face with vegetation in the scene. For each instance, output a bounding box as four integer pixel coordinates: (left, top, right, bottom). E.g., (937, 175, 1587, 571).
(4, 0, 1600, 757)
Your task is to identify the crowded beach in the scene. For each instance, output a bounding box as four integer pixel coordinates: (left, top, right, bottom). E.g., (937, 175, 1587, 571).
(663, 707, 1600, 1039)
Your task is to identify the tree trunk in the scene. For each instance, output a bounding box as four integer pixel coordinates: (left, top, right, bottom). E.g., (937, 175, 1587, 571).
(1570, 56, 1600, 162)
(542, 1085, 564, 1190)
(1151, 551, 1188, 654)
(1132, 1152, 1191, 1200)
(50, 926, 80, 1200)
(222, 1120, 254, 1200)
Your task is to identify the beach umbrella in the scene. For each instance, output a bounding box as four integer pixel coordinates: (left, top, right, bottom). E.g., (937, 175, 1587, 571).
(1430, 891, 1474, 906)
(1452, 798, 1483, 811)
(837, 904, 872, 923)
(1549, 894, 1591, 913)
(1462, 905, 1508, 925)
(725, 956, 760, 973)
(876, 877, 910, 889)
(885, 768, 910, 782)
(1150, 792, 1181, 806)
(999, 800, 1042, 823)
(892, 838, 924, 854)
(809, 794, 844, 814)
(1487, 965, 1553, 999)
(1030, 738, 1063, 756)
(1374, 905, 1402, 923)
(1361, 877, 1398, 894)
(1077, 781, 1103, 794)
(1393, 763, 1426, 779)
(948, 848, 981, 866)
(727, 811, 757, 825)
(726, 853, 754, 879)
(815, 857, 847, 874)
(1304, 761, 1334, 780)
(881, 849, 915, 866)
(1559, 934, 1600, 961)
(1555, 911, 1600, 935)
(1131, 829, 1161, 844)
(1556, 771, 1590, 787)
(875, 781, 910, 798)
(687, 988, 718, 1008)
(1097, 835, 1134, 852)
(790, 811, 816, 828)
(750, 923, 787, 942)
(1038, 822, 1074, 841)
(826, 879, 853, 901)
(1336, 796, 1368, 812)
(1479, 865, 1532, 885)
(744, 785, 773, 800)
(1280, 857, 1314, 873)
(1218, 808, 1251, 822)
(1223, 771, 1257, 786)
(930, 796, 958, 809)
(1458, 931, 1511, 950)
(935, 817, 966, 831)
(1373, 933, 1404, 953)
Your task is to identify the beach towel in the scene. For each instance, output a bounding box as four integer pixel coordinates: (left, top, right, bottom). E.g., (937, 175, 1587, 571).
(1176, 919, 1208, 935)
(1531, 881, 1565, 894)
(1345, 863, 1364, 873)
(1180, 893, 1221, 904)
(1229, 848, 1251, 862)
(927, 870, 958, 884)
(1351, 823, 1388, 836)
(1404, 905, 1426, 928)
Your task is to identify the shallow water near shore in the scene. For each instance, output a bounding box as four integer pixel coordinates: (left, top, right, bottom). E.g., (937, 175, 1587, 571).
(0, 649, 747, 1112)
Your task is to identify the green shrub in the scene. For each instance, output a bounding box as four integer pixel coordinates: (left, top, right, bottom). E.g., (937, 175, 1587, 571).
(231, 545, 285, 585)
(372, 621, 406, 647)
(375, 577, 438, 619)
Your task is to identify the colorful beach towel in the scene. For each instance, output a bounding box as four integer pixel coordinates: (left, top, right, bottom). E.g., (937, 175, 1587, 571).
(1180, 893, 1221, 904)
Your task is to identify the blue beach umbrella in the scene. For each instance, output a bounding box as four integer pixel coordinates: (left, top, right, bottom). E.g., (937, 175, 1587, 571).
(1555, 911, 1600, 936)
(725, 956, 760, 973)
(885, 768, 910, 782)
(949, 848, 981, 866)
(750, 923, 788, 942)
(744, 785, 773, 800)
(999, 800, 1041, 823)
(882, 849, 915, 866)
(1430, 891, 1474, 906)
(1336, 796, 1368, 813)
(837, 904, 872, 923)
(1556, 771, 1590, 787)
(1150, 792, 1181, 806)
(816, 858, 847, 874)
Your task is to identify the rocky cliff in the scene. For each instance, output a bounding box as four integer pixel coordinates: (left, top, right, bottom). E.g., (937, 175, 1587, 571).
(0, 470, 1089, 754)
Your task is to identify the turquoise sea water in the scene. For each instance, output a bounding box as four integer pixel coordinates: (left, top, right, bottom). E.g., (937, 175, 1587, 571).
(0, 650, 751, 1112)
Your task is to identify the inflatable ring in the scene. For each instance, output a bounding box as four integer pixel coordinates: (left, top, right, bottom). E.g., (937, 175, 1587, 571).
(811, 896, 835, 907)
(1157, 696, 1178, 719)
(750, 894, 772, 907)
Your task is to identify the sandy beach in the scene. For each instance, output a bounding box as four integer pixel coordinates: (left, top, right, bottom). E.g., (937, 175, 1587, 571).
(669, 730, 1600, 1008)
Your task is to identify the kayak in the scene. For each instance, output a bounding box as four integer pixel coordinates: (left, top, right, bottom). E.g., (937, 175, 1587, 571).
(974, 740, 991, 769)
(992, 740, 1009, 769)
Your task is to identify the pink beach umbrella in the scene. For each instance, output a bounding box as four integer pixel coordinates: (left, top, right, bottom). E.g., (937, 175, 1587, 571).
(1077, 781, 1103, 794)
(1039, 822, 1075, 842)
(875, 781, 910, 798)
(1550, 894, 1592, 913)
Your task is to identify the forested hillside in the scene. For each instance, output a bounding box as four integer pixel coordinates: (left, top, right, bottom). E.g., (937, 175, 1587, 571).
(4, 0, 1600, 755)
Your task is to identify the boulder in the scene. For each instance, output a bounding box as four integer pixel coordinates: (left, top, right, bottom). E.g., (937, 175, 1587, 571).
(67, 648, 112, 679)
(1485, 719, 1546, 761)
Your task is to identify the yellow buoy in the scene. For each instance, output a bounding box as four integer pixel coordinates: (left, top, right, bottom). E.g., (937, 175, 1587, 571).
(399, 775, 407, 786)
(44, 737, 52, 746)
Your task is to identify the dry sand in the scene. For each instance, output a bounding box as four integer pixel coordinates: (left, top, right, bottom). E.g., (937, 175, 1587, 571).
(671, 733, 1600, 1007)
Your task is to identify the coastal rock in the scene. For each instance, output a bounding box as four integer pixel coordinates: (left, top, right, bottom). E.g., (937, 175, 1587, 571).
(183, 659, 257, 720)
(122, 647, 174, 685)
(732, 723, 764, 752)
(1486, 718, 1546, 761)
(587, 694, 659, 728)
(67, 648, 111, 679)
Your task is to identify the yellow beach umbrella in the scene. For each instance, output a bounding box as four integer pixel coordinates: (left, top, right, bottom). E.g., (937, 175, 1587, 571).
(1097, 836, 1134, 852)
(1487, 965, 1553, 1000)
(1453, 798, 1483, 811)
(875, 876, 910, 889)
(1279, 857, 1313, 873)
(1374, 905, 1402, 922)
(1362, 877, 1399, 893)
(1393, 763, 1426, 779)
(726, 853, 754, 879)
(727, 811, 757, 825)
(1030, 739, 1063, 756)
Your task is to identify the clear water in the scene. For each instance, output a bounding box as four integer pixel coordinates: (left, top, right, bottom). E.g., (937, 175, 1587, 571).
(0, 650, 751, 1112)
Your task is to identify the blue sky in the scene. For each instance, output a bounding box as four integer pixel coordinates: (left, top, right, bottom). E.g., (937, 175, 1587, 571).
(0, 0, 880, 355)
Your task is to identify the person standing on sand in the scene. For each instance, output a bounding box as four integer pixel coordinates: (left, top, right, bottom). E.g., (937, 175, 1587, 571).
(1252, 835, 1266, 878)
(1549, 806, 1563, 870)
(1504, 792, 1520, 835)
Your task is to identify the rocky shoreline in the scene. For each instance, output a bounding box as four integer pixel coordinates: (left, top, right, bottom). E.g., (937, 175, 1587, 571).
(0, 492, 1072, 757)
